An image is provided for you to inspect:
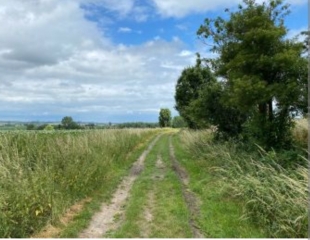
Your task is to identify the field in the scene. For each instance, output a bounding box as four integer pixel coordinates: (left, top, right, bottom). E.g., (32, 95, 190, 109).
(0, 124, 308, 238)
(0, 129, 158, 237)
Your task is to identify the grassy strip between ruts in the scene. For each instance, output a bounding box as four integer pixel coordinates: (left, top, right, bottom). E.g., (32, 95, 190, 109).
(171, 131, 268, 238)
(106, 132, 192, 238)
(52, 131, 162, 238)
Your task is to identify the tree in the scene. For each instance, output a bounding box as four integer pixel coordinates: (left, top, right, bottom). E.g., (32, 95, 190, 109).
(25, 123, 35, 130)
(189, 80, 248, 139)
(197, 0, 307, 149)
(159, 108, 172, 127)
(175, 54, 216, 128)
(61, 116, 79, 129)
(172, 116, 187, 128)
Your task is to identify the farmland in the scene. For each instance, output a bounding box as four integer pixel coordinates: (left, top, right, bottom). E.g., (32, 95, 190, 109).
(0, 123, 307, 238)
(0, 129, 158, 237)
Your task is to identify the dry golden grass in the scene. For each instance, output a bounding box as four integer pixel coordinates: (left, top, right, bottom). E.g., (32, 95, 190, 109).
(292, 118, 308, 147)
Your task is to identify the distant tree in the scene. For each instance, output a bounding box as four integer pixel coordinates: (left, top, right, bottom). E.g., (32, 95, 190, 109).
(61, 116, 80, 129)
(159, 108, 172, 127)
(172, 116, 187, 128)
(85, 123, 95, 129)
(26, 123, 35, 130)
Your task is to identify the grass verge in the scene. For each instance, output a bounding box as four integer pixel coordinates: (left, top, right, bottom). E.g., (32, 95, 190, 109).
(174, 129, 308, 238)
(171, 131, 267, 238)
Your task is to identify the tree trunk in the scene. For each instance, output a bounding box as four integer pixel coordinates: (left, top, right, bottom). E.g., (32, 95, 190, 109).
(268, 99, 273, 121)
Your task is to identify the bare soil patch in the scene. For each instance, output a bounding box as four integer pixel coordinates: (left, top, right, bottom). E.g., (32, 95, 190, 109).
(31, 198, 91, 238)
(78, 134, 161, 238)
(169, 136, 204, 238)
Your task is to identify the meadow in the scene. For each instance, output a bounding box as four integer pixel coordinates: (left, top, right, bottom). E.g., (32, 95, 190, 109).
(177, 120, 308, 238)
(0, 129, 158, 237)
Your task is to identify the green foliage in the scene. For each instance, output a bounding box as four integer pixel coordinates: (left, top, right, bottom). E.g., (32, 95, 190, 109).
(61, 116, 80, 130)
(174, 55, 216, 128)
(189, 81, 247, 139)
(26, 124, 36, 130)
(114, 122, 159, 129)
(171, 116, 187, 128)
(43, 124, 54, 131)
(158, 108, 172, 127)
(197, 0, 307, 149)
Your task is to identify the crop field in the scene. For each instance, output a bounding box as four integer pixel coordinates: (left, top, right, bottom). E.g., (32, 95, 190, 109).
(0, 129, 158, 237)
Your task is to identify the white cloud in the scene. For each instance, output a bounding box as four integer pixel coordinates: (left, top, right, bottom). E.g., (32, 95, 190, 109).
(178, 50, 193, 57)
(151, 0, 307, 18)
(118, 27, 132, 33)
(287, 27, 308, 42)
(80, 0, 135, 17)
(151, 0, 239, 17)
(0, 0, 193, 122)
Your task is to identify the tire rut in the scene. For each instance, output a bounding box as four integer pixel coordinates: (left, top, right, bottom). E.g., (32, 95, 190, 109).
(78, 134, 162, 238)
(169, 135, 204, 238)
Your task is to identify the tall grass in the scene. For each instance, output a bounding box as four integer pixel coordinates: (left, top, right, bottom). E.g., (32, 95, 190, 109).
(0, 129, 157, 237)
(180, 130, 308, 238)
(292, 118, 308, 148)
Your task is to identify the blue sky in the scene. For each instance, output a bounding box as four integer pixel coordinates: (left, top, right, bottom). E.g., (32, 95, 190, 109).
(0, 0, 307, 123)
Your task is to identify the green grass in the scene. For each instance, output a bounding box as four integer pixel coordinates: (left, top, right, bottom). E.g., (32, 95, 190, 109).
(171, 131, 267, 238)
(59, 132, 160, 238)
(174, 130, 308, 238)
(0, 129, 159, 238)
(108, 133, 192, 238)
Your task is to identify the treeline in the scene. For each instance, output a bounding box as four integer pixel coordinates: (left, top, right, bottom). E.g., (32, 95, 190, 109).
(175, 0, 307, 151)
(25, 117, 161, 130)
(112, 122, 159, 129)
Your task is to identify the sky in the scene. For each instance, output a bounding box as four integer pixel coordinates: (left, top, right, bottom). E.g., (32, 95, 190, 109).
(0, 0, 307, 123)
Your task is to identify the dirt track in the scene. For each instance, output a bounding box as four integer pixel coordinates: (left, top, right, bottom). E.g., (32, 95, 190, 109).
(169, 136, 204, 238)
(79, 134, 162, 238)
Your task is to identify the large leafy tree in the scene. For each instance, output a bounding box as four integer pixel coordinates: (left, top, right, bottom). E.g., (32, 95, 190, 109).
(158, 108, 172, 127)
(175, 55, 216, 128)
(189, 80, 248, 139)
(197, 0, 307, 148)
